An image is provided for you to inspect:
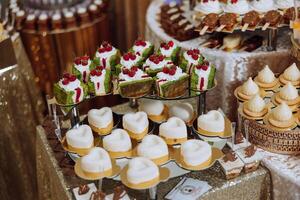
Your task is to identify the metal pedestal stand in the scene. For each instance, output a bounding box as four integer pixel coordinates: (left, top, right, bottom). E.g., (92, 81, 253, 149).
(198, 92, 206, 115)
(267, 29, 278, 51)
(70, 106, 80, 128)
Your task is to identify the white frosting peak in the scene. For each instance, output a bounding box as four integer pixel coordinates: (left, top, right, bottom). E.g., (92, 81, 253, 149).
(257, 65, 275, 83)
(241, 78, 259, 96)
(279, 82, 299, 101)
(247, 94, 265, 113)
(283, 63, 300, 82)
(272, 102, 292, 122)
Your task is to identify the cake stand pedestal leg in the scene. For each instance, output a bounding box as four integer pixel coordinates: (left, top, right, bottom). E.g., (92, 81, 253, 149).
(198, 92, 206, 115)
(98, 178, 103, 191)
(149, 186, 157, 200)
(129, 98, 139, 109)
(189, 0, 196, 10)
(70, 106, 80, 128)
(267, 29, 278, 51)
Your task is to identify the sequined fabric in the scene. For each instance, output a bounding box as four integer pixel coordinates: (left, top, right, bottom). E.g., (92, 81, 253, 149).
(0, 34, 44, 200)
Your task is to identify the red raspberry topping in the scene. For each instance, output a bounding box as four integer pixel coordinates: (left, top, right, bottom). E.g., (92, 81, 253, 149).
(98, 48, 105, 53)
(90, 70, 97, 76)
(149, 55, 156, 62)
(159, 55, 164, 61)
(201, 65, 208, 71)
(128, 70, 136, 77)
(96, 66, 104, 71)
(231, 0, 238, 3)
(123, 53, 130, 61)
(74, 57, 81, 65)
(129, 53, 136, 60)
(168, 41, 174, 47)
(162, 67, 169, 74)
(82, 55, 89, 61)
(203, 0, 209, 3)
(187, 50, 193, 55)
(62, 79, 69, 85)
(96, 70, 102, 76)
(63, 73, 70, 79)
(192, 54, 199, 60)
(131, 66, 139, 72)
(123, 68, 130, 74)
(81, 59, 88, 66)
(193, 49, 200, 54)
(169, 68, 176, 75)
(135, 40, 147, 47)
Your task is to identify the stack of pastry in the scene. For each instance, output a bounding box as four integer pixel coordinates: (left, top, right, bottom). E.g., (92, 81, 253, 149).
(242, 94, 268, 119)
(254, 65, 278, 90)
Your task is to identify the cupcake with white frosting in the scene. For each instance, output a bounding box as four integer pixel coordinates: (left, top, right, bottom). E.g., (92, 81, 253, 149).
(255, 65, 278, 89)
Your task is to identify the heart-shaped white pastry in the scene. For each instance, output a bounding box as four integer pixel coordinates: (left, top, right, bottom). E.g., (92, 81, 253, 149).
(66, 125, 94, 149)
(127, 157, 159, 184)
(139, 99, 165, 116)
(197, 110, 225, 133)
(103, 129, 132, 153)
(88, 107, 113, 128)
(181, 139, 212, 166)
(159, 117, 187, 139)
(137, 135, 168, 159)
(123, 112, 149, 134)
(169, 103, 194, 123)
(81, 147, 112, 173)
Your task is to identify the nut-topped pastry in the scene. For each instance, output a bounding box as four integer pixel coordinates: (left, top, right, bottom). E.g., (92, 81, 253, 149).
(275, 82, 300, 107)
(200, 13, 219, 31)
(243, 94, 267, 118)
(219, 13, 237, 31)
(263, 10, 281, 27)
(268, 102, 295, 128)
(237, 77, 260, 100)
(280, 63, 300, 87)
(254, 65, 278, 89)
(242, 11, 260, 28)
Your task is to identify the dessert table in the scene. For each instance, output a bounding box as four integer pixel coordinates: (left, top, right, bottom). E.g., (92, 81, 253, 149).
(36, 101, 272, 200)
(145, 0, 295, 121)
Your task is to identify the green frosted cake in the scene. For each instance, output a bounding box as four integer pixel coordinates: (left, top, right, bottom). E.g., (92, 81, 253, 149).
(142, 54, 173, 77)
(72, 56, 94, 83)
(94, 41, 121, 71)
(179, 49, 204, 74)
(118, 66, 153, 98)
(158, 41, 181, 63)
(115, 52, 144, 74)
(53, 73, 88, 105)
(129, 39, 154, 59)
(87, 66, 112, 96)
(190, 61, 216, 95)
(155, 65, 189, 98)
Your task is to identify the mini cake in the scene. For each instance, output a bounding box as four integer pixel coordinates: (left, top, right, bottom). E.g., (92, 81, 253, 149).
(158, 41, 181, 63)
(138, 99, 168, 122)
(250, 0, 274, 13)
(88, 107, 113, 135)
(103, 129, 132, 157)
(66, 125, 94, 151)
(190, 61, 216, 94)
(155, 65, 189, 98)
(255, 65, 277, 89)
(118, 67, 153, 97)
(80, 147, 112, 176)
(280, 63, 300, 87)
(223, 0, 250, 15)
(159, 117, 188, 145)
(122, 111, 149, 140)
(238, 78, 260, 100)
(197, 110, 225, 134)
(94, 41, 121, 71)
(72, 56, 93, 83)
(179, 49, 204, 73)
(275, 0, 294, 9)
(127, 157, 159, 185)
(219, 151, 244, 179)
(137, 135, 169, 164)
(168, 102, 194, 124)
(276, 82, 300, 106)
(180, 139, 212, 167)
(130, 39, 154, 59)
(87, 66, 111, 96)
(53, 73, 87, 105)
(116, 52, 143, 74)
(236, 145, 262, 173)
(142, 54, 172, 76)
(194, 0, 222, 15)
(268, 102, 294, 128)
(243, 94, 267, 118)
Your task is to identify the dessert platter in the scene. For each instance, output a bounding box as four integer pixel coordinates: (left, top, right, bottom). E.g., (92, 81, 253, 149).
(234, 63, 300, 154)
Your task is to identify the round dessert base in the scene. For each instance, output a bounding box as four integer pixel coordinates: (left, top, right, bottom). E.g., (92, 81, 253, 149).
(160, 135, 187, 145)
(254, 77, 280, 91)
(107, 149, 133, 159)
(234, 86, 266, 102)
(132, 146, 171, 166)
(271, 94, 300, 111)
(125, 127, 148, 141)
(279, 74, 300, 88)
(120, 166, 170, 190)
(173, 148, 223, 171)
(90, 121, 114, 136)
(74, 158, 120, 181)
(61, 137, 100, 156)
(242, 103, 269, 119)
(192, 117, 232, 139)
(147, 105, 169, 123)
(263, 114, 297, 131)
(238, 105, 268, 120)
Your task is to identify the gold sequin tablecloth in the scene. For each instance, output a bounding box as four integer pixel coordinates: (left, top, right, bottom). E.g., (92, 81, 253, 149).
(0, 35, 44, 200)
(36, 102, 271, 200)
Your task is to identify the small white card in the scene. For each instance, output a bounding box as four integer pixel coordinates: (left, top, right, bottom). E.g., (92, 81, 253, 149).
(165, 177, 212, 200)
(73, 183, 97, 200)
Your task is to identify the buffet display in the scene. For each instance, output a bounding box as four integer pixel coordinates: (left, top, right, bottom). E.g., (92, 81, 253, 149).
(235, 63, 300, 154)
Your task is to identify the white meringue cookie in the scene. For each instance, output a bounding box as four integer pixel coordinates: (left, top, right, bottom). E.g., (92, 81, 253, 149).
(279, 82, 299, 101)
(247, 94, 265, 113)
(257, 65, 275, 84)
